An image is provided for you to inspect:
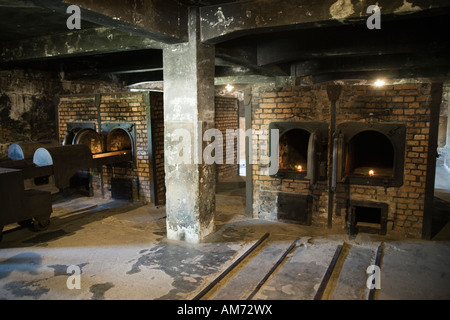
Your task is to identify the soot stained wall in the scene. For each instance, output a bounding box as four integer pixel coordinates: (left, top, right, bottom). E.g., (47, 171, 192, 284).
(0, 69, 124, 159)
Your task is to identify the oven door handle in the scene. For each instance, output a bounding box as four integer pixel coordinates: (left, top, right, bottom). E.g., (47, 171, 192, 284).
(306, 131, 317, 185)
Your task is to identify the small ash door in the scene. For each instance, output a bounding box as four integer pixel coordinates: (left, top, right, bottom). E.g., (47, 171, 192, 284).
(277, 193, 313, 225)
(348, 200, 388, 235)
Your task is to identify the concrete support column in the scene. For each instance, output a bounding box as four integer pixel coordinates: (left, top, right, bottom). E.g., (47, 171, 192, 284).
(445, 97, 450, 168)
(446, 97, 450, 148)
(163, 8, 216, 243)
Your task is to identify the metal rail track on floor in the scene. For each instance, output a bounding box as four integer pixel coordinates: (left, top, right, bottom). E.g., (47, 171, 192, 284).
(313, 243, 345, 300)
(368, 243, 384, 300)
(246, 238, 299, 300)
(192, 233, 300, 300)
(192, 234, 385, 301)
(314, 241, 385, 300)
(192, 232, 270, 300)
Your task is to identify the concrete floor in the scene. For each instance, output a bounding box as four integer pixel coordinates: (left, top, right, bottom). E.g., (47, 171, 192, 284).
(0, 172, 449, 300)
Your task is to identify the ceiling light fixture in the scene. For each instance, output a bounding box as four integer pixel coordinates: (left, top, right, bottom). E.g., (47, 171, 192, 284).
(225, 84, 234, 92)
(374, 79, 386, 87)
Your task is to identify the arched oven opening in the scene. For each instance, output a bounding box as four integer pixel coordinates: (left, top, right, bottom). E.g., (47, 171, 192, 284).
(270, 121, 328, 182)
(59, 122, 135, 195)
(345, 130, 394, 178)
(106, 128, 133, 157)
(100, 123, 135, 164)
(335, 122, 406, 187)
(62, 123, 99, 194)
(101, 123, 136, 201)
(279, 129, 310, 176)
(73, 128, 103, 155)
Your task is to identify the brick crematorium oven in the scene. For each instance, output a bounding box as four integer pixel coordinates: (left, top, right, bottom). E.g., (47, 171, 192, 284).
(57, 92, 166, 205)
(252, 82, 442, 238)
(55, 92, 239, 206)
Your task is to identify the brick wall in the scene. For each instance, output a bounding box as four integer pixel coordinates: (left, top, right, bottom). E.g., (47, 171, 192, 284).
(0, 69, 124, 159)
(251, 83, 434, 238)
(215, 96, 239, 182)
(58, 91, 164, 205)
(0, 70, 59, 159)
(151, 92, 166, 205)
(58, 92, 241, 203)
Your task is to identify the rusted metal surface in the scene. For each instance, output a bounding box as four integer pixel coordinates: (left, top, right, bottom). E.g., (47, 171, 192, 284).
(32, 143, 134, 189)
(33, 144, 93, 189)
(0, 167, 52, 241)
(91, 150, 133, 166)
(8, 140, 59, 160)
(277, 192, 312, 226)
(0, 134, 135, 240)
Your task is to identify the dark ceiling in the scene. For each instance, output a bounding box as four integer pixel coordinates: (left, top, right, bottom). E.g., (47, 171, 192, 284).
(177, 0, 237, 6)
(0, 6, 97, 42)
(0, 0, 450, 86)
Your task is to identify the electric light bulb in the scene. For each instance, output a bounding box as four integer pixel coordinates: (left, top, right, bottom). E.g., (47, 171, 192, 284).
(374, 79, 385, 87)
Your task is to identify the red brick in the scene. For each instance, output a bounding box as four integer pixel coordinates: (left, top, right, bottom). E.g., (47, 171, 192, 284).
(261, 92, 277, 98)
(260, 103, 277, 108)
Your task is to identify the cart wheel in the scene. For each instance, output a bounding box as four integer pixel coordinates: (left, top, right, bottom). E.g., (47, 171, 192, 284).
(32, 217, 50, 232)
(18, 219, 34, 228)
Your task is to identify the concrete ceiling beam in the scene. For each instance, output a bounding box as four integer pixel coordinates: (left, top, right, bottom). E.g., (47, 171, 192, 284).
(0, 26, 162, 62)
(200, 0, 450, 44)
(31, 0, 189, 43)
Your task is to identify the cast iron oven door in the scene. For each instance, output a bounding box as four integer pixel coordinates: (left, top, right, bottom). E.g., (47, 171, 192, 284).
(334, 122, 406, 187)
(269, 121, 328, 183)
(277, 192, 313, 225)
